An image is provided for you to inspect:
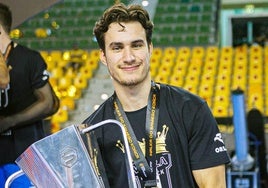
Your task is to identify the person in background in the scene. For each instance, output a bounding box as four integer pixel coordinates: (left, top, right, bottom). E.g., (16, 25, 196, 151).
(83, 3, 230, 188)
(0, 3, 59, 187)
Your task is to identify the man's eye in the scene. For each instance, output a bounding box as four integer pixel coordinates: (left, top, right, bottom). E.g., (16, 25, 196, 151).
(112, 46, 122, 51)
(133, 43, 143, 48)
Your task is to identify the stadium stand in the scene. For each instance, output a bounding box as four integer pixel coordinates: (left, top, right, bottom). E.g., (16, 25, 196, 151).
(9, 0, 268, 136)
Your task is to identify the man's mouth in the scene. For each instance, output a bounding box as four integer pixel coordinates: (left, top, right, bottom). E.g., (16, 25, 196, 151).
(120, 64, 140, 71)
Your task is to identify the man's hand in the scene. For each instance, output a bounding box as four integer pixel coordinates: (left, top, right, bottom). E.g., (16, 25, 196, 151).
(0, 53, 12, 89)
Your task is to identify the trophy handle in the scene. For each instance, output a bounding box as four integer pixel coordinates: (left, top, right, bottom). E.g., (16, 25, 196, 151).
(81, 119, 137, 188)
(4, 169, 24, 188)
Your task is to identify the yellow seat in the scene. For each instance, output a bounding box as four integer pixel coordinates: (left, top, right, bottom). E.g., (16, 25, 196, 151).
(80, 66, 93, 79)
(50, 50, 63, 62)
(74, 75, 88, 89)
(249, 45, 263, 57)
(192, 46, 205, 59)
(213, 95, 230, 117)
(264, 45, 268, 57)
(203, 63, 217, 76)
(206, 46, 219, 58)
(88, 49, 100, 63)
(164, 47, 177, 59)
(154, 72, 169, 84)
(235, 45, 248, 55)
(150, 66, 158, 78)
(61, 97, 76, 111)
(218, 63, 232, 76)
(177, 47, 191, 59)
(212, 105, 229, 117)
(160, 56, 175, 69)
(219, 55, 232, 67)
(175, 56, 189, 68)
(247, 92, 264, 112)
(216, 73, 231, 86)
(220, 46, 233, 58)
(231, 74, 246, 91)
(152, 47, 163, 59)
(184, 74, 199, 88)
(204, 56, 217, 67)
(198, 83, 214, 99)
(85, 58, 99, 71)
(150, 56, 160, 69)
(183, 83, 197, 94)
(169, 74, 184, 87)
(200, 73, 215, 86)
(248, 73, 263, 85)
(172, 64, 187, 77)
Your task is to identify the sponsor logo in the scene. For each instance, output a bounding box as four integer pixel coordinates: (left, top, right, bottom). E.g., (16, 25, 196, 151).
(214, 133, 224, 144)
(215, 146, 227, 153)
(42, 70, 49, 80)
(214, 133, 227, 153)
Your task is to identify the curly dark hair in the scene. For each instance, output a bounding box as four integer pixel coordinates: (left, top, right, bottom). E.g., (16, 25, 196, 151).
(0, 3, 12, 34)
(93, 3, 154, 51)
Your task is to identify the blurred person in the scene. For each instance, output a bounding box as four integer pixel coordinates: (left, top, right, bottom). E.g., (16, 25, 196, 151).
(0, 3, 59, 187)
(65, 42, 87, 72)
(83, 3, 230, 188)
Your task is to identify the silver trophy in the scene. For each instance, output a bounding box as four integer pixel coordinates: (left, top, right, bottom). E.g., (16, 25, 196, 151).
(5, 119, 136, 188)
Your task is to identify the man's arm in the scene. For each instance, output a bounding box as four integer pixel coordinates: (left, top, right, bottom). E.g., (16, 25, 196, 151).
(0, 82, 59, 133)
(192, 165, 227, 188)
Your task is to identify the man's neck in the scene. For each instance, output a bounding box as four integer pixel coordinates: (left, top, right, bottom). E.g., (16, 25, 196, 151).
(114, 80, 152, 112)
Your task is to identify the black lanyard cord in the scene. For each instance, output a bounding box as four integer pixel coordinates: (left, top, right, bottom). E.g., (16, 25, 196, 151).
(113, 81, 160, 187)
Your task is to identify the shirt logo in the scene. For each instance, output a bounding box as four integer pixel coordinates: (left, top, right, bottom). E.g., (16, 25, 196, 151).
(214, 133, 227, 153)
(42, 70, 49, 81)
(214, 133, 224, 144)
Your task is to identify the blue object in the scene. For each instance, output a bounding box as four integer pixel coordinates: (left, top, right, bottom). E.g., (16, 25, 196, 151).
(0, 163, 32, 188)
(232, 89, 248, 162)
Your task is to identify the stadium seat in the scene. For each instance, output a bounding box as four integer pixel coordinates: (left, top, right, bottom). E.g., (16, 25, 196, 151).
(177, 47, 191, 59)
(206, 46, 219, 58)
(169, 74, 184, 87)
(192, 46, 205, 59)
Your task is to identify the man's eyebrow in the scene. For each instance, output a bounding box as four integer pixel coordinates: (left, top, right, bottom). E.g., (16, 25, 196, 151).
(132, 39, 144, 44)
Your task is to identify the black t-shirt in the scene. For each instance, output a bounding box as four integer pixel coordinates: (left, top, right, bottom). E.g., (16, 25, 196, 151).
(83, 84, 230, 188)
(0, 44, 48, 165)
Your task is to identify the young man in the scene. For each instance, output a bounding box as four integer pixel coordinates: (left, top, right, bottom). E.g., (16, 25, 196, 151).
(83, 3, 230, 187)
(0, 3, 59, 186)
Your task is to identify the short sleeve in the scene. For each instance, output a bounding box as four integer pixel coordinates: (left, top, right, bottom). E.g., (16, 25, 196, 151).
(188, 102, 230, 170)
(29, 51, 49, 89)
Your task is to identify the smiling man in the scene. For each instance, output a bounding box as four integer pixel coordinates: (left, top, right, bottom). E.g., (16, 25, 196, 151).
(83, 3, 230, 188)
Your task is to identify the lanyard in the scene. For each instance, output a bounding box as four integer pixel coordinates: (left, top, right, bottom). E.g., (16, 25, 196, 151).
(3, 41, 13, 62)
(0, 41, 13, 108)
(113, 81, 160, 187)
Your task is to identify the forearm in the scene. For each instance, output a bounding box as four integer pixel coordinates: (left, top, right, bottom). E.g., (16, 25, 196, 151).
(6, 99, 54, 127)
(0, 83, 59, 132)
(193, 165, 227, 188)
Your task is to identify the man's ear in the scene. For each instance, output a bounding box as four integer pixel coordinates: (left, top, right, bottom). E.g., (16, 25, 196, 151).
(100, 49, 107, 66)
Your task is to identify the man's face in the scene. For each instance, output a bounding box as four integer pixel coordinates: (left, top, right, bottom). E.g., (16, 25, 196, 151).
(100, 21, 152, 87)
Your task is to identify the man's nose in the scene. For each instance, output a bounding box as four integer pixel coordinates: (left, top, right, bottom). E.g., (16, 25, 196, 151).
(123, 48, 135, 63)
